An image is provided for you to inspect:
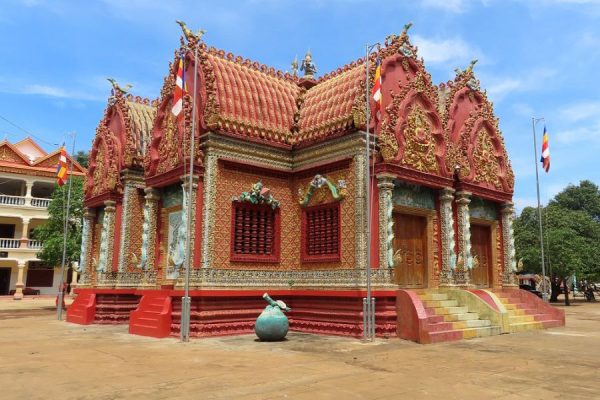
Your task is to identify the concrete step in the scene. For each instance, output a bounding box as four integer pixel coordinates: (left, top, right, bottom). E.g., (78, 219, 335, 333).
(452, 319, 492, 329)
(509, 321, 544, 333)
(461, 325, 502, 339)
(423, 299, 459, 308)
(432, 306, 468, 315)
(444, 312, 480, 322)
(419, 293, 449, 301)
(509, 314, 536, 324)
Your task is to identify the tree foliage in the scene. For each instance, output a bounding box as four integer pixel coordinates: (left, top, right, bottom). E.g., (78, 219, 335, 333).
(514, 181, 600, 282)
(34, 177, 84, 267)
(75, 150, 89, 168)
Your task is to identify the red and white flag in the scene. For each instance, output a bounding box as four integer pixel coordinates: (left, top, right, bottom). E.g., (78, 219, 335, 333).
(171, 57, 186, 120)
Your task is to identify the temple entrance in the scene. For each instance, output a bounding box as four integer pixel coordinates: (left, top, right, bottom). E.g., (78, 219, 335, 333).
(392, 212, 427, 288)
(470, 224, 492, 287)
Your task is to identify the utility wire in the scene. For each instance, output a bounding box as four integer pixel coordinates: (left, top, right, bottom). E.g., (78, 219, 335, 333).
(0, 114, 61, 147)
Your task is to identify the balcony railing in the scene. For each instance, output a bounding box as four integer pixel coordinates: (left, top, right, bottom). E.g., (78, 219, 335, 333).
(31, 198, 51, 208)
(0, 238, 21, 248)
(0, 195, 25, 206)
(0, 195, 50, 208)
(28, 240, 42, 249)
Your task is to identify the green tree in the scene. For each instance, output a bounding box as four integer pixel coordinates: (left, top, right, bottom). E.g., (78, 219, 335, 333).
(514, 181, 600, 304)
(75, 150, 89, 168)
(34, 177, 84, 267)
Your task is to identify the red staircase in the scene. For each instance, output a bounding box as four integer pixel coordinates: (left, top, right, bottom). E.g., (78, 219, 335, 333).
(494, 289, 565, 332)
(66, 292, 96, 325)
(129, 294, 172, 338)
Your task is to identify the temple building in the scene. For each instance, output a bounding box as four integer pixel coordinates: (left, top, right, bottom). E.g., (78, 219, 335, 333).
(0, 138, 85, 298)
(69, 27, 564, 343)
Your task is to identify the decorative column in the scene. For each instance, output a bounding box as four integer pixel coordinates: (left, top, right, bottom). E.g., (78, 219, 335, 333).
(13, 261, 26, 300)
(354, 153, 368, 271)
(455, 191, 473, 286)
(181, 174, 199, 273)
(201, 153, 217, 269)
(501, 201, 518, 286)
(139, 187, 160, 272)
(24, 182, 33, 206)
(117, 170, 144, 273)
(439, 187, 456, 286)
(97, 200, 116, 275)
(377, 174, 395, 273)
(19, 217, 30, 248)
(78, 207, 95, 286)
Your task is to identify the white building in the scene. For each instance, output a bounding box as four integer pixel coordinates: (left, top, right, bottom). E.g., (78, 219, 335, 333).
(0, 138, 85, 298)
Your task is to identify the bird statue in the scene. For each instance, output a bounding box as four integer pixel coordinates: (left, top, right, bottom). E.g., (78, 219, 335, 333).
(176, 20, 206, 43)
(402, 22, 413, 35)
(107, 78, 132, 95)
(466, 59, 478, 74)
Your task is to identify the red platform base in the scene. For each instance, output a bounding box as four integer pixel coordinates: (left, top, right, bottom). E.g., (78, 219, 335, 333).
(66, 292, 96, 325)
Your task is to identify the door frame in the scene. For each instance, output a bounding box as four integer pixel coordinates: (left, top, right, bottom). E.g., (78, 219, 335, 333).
(470, 218, 499, 288)
(0, 267, 11, 295)
(392, 205, 435, 289)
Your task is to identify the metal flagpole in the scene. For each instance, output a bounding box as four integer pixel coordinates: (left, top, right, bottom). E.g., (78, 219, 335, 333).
(532, 117, 548, 301)
(57, 132, 76, 320)
(363, 42, 380, 341)
(181, 42, 199, 342)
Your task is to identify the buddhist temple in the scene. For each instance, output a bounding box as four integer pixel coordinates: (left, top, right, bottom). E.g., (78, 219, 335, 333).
(68, 26, 564, 343)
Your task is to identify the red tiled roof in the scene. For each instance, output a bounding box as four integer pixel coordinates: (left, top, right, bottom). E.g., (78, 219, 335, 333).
(296, 63, 364, 144)
(205, 52, 301, 145)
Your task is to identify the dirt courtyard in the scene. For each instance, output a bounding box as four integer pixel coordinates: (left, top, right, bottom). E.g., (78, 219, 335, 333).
(0, 298, 599, 400)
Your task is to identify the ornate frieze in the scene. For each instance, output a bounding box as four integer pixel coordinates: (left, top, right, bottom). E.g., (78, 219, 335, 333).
(469, 197, 498, 221)
(400, 106, 438, 173)
(439, 187, 456, 286)
(501, 202, 518, 286)
(354, 153, 367, 270)
(472, 129, 502, 190)
(455, 191, 472, 286)
(392, 181, 436, 210)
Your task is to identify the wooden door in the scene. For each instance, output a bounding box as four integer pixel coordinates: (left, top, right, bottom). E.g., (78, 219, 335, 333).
(470, 224, 492, 287)
(392, 213, 427, 288)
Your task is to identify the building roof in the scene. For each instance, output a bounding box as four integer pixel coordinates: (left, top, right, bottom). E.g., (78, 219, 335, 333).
(0, 138, 85, 179)
(125, 97, 157, 159)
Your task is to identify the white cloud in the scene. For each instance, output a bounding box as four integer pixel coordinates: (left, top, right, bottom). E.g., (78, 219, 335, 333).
(420, 0, 470, 13)
(559, 101, 600, 123)
(412, 35, 481, 66)
(479, 68, 557, 102)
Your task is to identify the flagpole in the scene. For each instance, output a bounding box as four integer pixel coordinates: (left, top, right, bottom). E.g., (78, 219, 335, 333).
(532, 117, 548, 302)
(181, 42, 198, 342)
(57, 132, 76, 320)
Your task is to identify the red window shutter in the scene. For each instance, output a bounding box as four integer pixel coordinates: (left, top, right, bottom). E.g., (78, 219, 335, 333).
(231, 202, 280, 263)
(302, 202, 341, 262)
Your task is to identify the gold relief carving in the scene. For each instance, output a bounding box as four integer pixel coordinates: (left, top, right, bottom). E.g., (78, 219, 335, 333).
(472, 129, 501, 189)
(400, 106, 438, 173)
(379, 119, 399, 162)
(92, 144, 106, 196)
(157, 113, 179, 174)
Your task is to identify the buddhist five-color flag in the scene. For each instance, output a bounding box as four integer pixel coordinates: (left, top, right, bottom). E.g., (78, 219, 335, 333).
(55, 147, 68, 186)
(371, 56, 382, 122)
(171, 57, 186, 120)
(540, 125, 550, 173)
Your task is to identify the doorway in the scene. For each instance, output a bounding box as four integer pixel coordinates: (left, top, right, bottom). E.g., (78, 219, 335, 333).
(0, 268, 10, 295)
(470, 224, 492, 287)
(392, 212, 428, 288)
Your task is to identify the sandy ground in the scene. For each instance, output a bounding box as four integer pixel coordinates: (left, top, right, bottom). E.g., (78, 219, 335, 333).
(0, 298, 599, 400)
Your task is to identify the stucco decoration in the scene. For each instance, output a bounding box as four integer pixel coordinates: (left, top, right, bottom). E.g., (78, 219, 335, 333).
(85, 127, 123, 199)
(443, 64, 514, 196)
(234, 181, 280, 209)
(297, 174, 347, 207)
(392, 181, 435, 210)
(469, 197, 498, 221)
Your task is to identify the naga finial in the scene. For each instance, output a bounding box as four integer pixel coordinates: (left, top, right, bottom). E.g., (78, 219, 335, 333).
(402, 22, 413, 36)
(176, 20, 206, 43)
(300, 49, 317, 79)
(107, 78, 132, 96)
(466, 58, 478, 74)
(291, 54, 298, 77)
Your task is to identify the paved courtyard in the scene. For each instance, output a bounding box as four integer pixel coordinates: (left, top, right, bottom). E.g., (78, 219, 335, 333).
(1, 298, 599, 400)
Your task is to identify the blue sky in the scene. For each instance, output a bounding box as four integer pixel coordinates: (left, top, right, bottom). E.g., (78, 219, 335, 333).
(1, 0, 599, 211)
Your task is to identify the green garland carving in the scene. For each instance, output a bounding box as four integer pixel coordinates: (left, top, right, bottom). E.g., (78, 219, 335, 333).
(234, 181, 280, 209)
(298, 174, 347, 207)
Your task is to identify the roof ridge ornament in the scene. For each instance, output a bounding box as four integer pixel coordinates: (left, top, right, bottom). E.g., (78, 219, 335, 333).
(300, 49, 317, 79)
(175, 20, 206, 45)
(107, 78, 132, 105)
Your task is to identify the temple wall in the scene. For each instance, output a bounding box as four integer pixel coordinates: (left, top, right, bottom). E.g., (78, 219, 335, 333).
(209, 161, 356, 271)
